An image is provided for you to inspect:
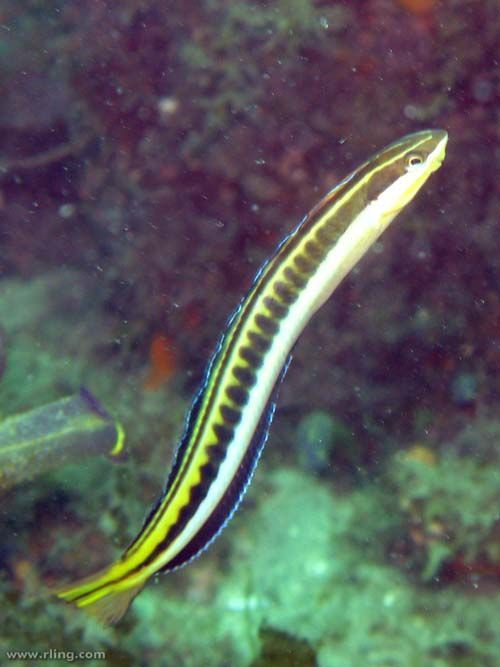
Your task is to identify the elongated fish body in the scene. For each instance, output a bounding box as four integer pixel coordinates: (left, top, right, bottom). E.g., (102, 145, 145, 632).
(56, 129, 448, 623)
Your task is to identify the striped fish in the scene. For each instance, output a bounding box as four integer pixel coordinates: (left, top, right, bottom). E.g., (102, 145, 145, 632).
(55, 129, 448, 623)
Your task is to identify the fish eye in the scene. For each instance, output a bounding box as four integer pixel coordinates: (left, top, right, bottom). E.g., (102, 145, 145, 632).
(406, 152, 424, 169)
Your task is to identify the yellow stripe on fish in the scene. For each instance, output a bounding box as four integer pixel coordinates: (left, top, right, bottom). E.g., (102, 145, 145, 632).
(55, 129, 448, 624)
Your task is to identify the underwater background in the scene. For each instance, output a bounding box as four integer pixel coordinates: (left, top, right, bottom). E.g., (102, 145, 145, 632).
(0, 1, 498, 665)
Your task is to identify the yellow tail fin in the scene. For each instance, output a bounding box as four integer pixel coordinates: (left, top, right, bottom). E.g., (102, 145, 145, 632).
(54, 566, 145, 625)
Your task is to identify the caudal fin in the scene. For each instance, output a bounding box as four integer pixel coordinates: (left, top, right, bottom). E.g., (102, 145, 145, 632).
(54, 566, 145, 625)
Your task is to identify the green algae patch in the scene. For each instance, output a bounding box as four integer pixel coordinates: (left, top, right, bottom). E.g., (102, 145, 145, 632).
(389, 417, 500, 581)
(216, 469, 500, 667)
(123, 588, 253, 667)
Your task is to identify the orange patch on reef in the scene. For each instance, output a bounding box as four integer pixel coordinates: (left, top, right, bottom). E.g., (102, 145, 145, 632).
(396, 0, 437, 14)
(144, 333, 177, 390)
(183, 302, 204, 331)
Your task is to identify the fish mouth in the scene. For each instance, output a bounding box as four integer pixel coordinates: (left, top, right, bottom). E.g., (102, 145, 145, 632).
(429, 131, 448, 171)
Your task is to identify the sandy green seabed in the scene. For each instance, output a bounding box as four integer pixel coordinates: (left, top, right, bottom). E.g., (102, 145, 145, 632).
(0, 272, 499, 667)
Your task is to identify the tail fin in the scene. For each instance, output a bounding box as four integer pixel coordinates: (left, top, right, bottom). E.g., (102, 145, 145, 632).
(54, 566, 145, 625)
